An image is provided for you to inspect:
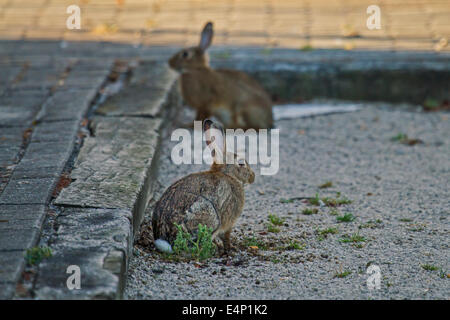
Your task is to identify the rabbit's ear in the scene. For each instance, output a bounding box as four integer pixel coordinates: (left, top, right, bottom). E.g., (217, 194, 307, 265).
(204, 119, 225, 164)
(199, 22, 213, 52)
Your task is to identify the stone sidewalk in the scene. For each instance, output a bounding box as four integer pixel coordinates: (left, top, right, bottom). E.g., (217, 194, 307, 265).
(0, 0, 448, 52)
(0, 57, 107, 297)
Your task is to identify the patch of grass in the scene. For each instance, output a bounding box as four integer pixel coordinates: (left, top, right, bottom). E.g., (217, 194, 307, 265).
(300, 44, 313, 51)
(423, 98, 450, 112)
(283, 240, 305, 250)
(407, 223, 426, 232)
(280, 198, 294, 203)
(359, 219, 382, 229)
(173, 223, 216, 261)
(339, 233, 366, 243)
(334, 270, 352, 278)
(25, 246, 52, 265)
(243, 236, 267, 250)
(421, 264, 439, 271)
(391, 133, 408, 142)
(302, 208, 319, 215)
(399, 218, 413, 222)
(308, 193, 321, 206)
(336, 213, 355, 223)
(267, 224, 281, 233)
(423, 98, 440, 110)
(268, 214, 285, 226)
(390, 133, 423, 146)
(316, 227, 339, 241)
(270, 257, 282, 264)
(309, 193, 352, 207)
(318, 181, 333, 189)
(329, 208, 339, 216)
(439, 269, 448, 279)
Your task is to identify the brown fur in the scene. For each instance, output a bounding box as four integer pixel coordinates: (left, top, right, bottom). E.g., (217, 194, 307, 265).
(168, 22, 273, 130)
(152, 120, 255, 252)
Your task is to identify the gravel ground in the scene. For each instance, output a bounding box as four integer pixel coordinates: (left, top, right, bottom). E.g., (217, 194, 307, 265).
(125, 103, 449, 300)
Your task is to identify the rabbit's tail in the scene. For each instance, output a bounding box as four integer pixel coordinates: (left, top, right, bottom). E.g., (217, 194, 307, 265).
(154, 239, 173, 254)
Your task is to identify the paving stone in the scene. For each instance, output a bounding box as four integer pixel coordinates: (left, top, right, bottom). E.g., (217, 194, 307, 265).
(95, 85, 170, 117)
(0, 126, 24, 147)
(8, 69, 63, 90)
(56, 117, 162, 210)
(0, 145, 21, 164)
(0, 282, 15, 299)
(17, 141, 74, 172)
(11, 165, 62, 180)
(0, 106, 38, 127)
(0, 204, 46, 221)
(129, 62, 177, 89)
(0, 250, 26, 284)
(0, 227, 40, 251)
(52, 208, 132, 251)
(96, 62, 177, 117)
(34, 208, 131, 299)
(60, 70, 109, 90)
(35, 88, 98, 122)
(0, 177, 56, 205)
(30, 120, 79, 143)
(0, 90, 48, 127)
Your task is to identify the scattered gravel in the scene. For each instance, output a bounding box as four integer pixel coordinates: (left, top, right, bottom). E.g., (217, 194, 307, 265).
(125, 103, 449, 300)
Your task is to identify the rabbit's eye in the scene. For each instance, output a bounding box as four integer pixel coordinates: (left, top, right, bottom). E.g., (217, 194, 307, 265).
(182, 51, 189, 58)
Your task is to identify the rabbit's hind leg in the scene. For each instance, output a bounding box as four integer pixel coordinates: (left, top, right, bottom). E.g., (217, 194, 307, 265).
(220, 229, 236, 255)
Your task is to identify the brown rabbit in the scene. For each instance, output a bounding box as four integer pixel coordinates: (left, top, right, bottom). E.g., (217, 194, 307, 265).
(152, 119, 255, 253)
(168, 22, 273, 130)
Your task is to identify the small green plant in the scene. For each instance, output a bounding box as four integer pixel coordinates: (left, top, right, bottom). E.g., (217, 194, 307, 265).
(300, 44, 313, 51)
(421, 264, 439, 271)
(339, 233, 366, 243)
(243, 236, 267, 250)
(317, 227, 339, 240)
(309, 193, 321, 206)
(329, 208, 339, 216)
(173, 223, 216, 261)
(318, 181, 333, 189)
(407, 223, 426, 232)
(390, 133, 423, 145)
(309, 193, 352, 207)
(336, 213, 355, 223)
(334, 270, 351, 278)
(267, 224, 281, 233)
(284, 240, 305, 250)
(270, 257, 282, 264)
(25, 246, 52, 265)
(268, 214, 285, 226)
(391, 133, 408, 142)
(423, 98, 440, 110)
(359, 219, 382, 229)
(302, 208, 319, 215)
